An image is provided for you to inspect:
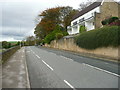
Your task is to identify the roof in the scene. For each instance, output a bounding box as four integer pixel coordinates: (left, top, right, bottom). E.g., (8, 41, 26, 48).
(72, 1, 102, 21)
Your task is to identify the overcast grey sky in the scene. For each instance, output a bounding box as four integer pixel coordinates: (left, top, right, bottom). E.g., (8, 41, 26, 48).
(1, 0, 84, 41)
(1, 0, 119, 41)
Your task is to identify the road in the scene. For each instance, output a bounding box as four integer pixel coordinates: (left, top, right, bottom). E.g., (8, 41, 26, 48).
(25, 46, 119, 88)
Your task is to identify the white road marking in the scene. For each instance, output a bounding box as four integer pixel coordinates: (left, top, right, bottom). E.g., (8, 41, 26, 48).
(60, 56, 73, 61)
(36, 55, 40, 59)
(13, 56, 16, 58)
(42, 60, 53, 71)
(82, 63, 120, 77)
(21, 56, 24, 58)
(64, 80, 75, 89)
(51, 53, 56, 55)
(105, 63, 108, 64)
(27, 51, 30, 53)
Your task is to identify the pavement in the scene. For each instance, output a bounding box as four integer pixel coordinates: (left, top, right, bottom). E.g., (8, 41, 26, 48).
(26, 46, 119, 88)
(2, 47, 30, 88)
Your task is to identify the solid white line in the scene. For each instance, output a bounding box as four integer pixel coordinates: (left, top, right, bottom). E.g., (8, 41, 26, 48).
(36, 55, 40, 59)
(42, 60, 53, 71)
(64, 80, 75, 89)
(82, 63, 120, 77)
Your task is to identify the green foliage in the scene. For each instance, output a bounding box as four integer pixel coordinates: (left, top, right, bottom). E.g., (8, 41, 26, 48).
(2, 41, 11, 49)
(44, 25, 68, 44)
(56, 33, 63, 40)
(75, 26, 120, 50)
(101, 17, 119, 25)
(34, 6, 78, 41)
(2, 41, 20, 49)
(44, 33, 55, 44)
(79, 25, 87, 33)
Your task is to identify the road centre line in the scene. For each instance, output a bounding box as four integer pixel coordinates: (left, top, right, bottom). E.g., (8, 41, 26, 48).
(42, 60, 53, 71)
(64, 80, 75, 89)
(82, 63, 120, 77)
(36, 55, 40, 59)
(60, 56, 73, 61)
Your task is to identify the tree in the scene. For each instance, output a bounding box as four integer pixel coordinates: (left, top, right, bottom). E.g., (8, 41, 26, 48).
(59, 6, 78, 30)
(25, 36, 35, 46)
(2, 41, 11, 49)
(78, 0, 94, 11)
(34, 6, 78, 42)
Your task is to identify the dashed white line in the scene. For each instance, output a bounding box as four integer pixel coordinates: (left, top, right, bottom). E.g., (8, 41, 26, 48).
(82, 63, 120, 77)
(60, 56, 73, 61)
(36, 55, 40, 59)
(13, 56, 16, 58)
(105, 63, 108, 64)
(51, 53, 56, 55)
(42, 60, 53, 71)
(27, 51, 30, 53)
(64, 80, 75, 89)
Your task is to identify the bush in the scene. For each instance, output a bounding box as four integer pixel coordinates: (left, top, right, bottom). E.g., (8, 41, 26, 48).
(101, 20, 108, 25)
(101, 17, 119, 25)
(44, 33, 55, 44)
(108, 17, 119, 24)
(109, 20, 120, 26)
(79, 25, 87, 33)
(2, 41, 11, 49)
(56, 33, 63, 40)
(75, 26, 120, 50)
(44, 25, 68, 44)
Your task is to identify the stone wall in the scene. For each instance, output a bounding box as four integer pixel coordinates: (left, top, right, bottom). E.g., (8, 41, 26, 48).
(45, 38, 119, 61)
(95, 1, 120, 28)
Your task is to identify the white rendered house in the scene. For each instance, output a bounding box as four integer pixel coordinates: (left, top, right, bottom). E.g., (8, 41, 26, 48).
(67, 0, 120, 35)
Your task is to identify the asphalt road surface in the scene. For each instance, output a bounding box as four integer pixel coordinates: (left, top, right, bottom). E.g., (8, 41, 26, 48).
(25, 46, 119, 88)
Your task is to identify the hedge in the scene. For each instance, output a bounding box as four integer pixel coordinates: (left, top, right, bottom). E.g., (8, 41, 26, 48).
(75, 26, 120, 50)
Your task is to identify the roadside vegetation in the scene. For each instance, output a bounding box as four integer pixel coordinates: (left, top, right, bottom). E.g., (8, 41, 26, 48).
(34, 6, 78, 45)
(75, 16, 120, 50)
(75, 26, 120, 50)
(1, 41, 20, 50)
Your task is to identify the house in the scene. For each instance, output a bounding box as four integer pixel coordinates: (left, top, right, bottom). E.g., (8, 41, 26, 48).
(67, 0, 120, 35)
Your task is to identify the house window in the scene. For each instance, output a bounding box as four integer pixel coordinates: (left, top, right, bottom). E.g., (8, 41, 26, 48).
(79, 18, 84, 23)
(73, 21, 77, 25)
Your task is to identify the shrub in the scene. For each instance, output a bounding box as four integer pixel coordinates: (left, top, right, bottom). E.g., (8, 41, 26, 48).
(44, 33, 55, 44)
(75, 26, 120, 50)
(101, 17, 119, 25)
(109, 20, 120, 26)
(79, 25, 87, 33)
(2, 41, 12, 49)
(56, 33, 63, 40)
(101, 20, 108, 25)
(108, 17, 119, 24)
(44, 25, 68, 44)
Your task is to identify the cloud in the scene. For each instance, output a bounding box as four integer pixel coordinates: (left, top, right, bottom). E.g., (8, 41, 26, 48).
(1, 0, 82, 41)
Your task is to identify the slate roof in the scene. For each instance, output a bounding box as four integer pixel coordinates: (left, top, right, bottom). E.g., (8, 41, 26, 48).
(72, 1, 102, 21)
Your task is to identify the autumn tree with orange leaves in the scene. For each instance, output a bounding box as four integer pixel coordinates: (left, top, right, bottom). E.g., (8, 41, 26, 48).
(34, 6, 78, 43)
